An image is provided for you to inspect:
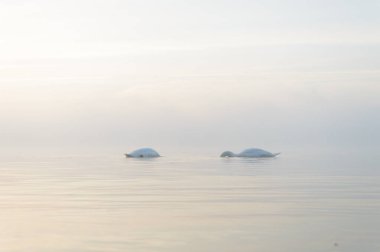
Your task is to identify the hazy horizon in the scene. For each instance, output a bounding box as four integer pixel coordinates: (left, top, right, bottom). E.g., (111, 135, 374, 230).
(1, 2, 380, 252)
(1, 0, 379, 155)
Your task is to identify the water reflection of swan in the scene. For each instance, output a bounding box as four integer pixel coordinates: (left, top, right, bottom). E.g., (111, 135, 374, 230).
(125, 148, 160, 158)
(220, 148, 280, 158)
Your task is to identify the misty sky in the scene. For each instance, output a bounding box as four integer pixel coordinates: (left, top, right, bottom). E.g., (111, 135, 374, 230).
(0, 0, 379, 154)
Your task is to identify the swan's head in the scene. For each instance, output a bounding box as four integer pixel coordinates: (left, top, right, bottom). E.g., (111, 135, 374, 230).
(220, 151, 235, 157)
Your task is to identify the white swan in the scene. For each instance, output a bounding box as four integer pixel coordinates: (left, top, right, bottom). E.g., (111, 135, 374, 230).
(125, 148, 160, 158)
(220, 148, 280, 158)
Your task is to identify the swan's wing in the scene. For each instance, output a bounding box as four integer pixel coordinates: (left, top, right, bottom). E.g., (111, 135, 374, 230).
(239, 148, 279, 157)
(240, 148, 271, 156)
(129, 148, 160, 157)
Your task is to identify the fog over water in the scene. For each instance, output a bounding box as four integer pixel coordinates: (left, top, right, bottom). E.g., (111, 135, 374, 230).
(1, 1, 380, 156)
(1, 2, 380, 252)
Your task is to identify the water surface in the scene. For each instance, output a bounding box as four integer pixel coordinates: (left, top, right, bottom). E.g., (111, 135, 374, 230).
(0, 151, 379, 252)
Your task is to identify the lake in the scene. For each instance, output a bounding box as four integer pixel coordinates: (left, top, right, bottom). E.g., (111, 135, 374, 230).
(0, 149, 379, 252)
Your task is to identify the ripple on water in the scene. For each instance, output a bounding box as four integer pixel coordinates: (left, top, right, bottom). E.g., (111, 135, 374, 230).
(0, 154, 379, 252)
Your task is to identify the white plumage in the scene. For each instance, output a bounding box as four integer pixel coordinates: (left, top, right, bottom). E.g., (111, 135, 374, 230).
(220, 148, 280, 158)
(125, 148, 160, 158)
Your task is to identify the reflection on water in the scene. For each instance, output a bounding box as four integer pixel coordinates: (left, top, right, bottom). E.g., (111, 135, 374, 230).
(0, 152, 379, 252)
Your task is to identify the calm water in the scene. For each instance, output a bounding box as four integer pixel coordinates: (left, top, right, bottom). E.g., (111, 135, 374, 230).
(0, 150, 379, 252)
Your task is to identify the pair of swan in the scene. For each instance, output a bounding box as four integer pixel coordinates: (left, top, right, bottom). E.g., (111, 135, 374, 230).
(125, 148, 280, 158)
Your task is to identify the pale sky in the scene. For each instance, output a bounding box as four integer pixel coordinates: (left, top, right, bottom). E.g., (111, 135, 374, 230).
(0, 0, 379, 155)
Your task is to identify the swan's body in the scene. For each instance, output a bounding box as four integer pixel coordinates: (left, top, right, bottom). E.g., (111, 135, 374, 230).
(220, 148, 280, 158)
(125, 148, 160, 158)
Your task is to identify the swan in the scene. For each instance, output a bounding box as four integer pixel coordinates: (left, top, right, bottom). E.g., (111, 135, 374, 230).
(220, 148, 280, 158)
(125, 148, 160, 158)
